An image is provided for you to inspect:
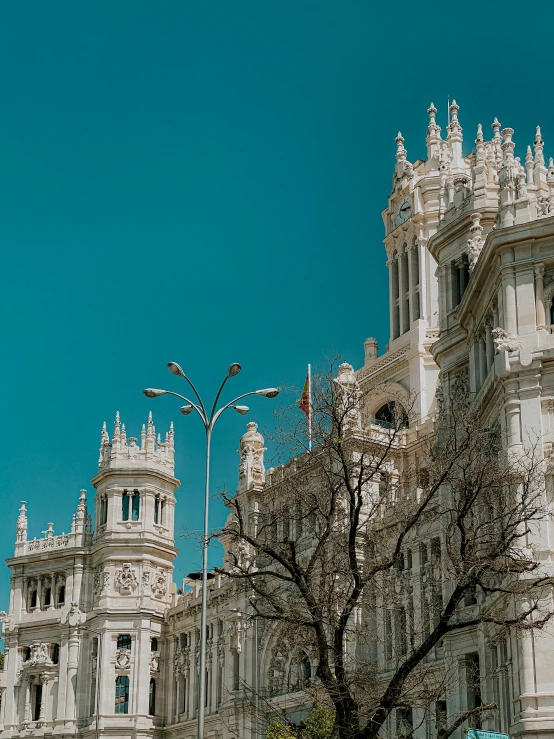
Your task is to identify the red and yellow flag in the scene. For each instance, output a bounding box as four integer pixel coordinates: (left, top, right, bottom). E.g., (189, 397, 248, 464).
(299, 372, 310, 418)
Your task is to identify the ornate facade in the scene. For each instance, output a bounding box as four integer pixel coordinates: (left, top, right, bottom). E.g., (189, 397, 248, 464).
(2, 101, 554, 738)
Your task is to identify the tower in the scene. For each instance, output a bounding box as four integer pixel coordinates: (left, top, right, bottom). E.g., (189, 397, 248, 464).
(86, 410, 179, 735)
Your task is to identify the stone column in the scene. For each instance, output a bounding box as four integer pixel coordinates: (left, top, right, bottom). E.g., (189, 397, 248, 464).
(36, 576, 42, 612)
(64, 629, 80, 726)
(534, 263, 547, 330)
(397, 250, 406, 335)
(21, 577, 28, 613)
(38, 675, 48, 727)
(174, 673, 180, 723)
(485, 320, 494, 370)
(502, 265, 518, 336)
(23, 679, 31, 725)
(389, 258, 399, 341)
(401, 250, 410, 332)
(479, 334, 488, 386)
(407, 245, 416, 324)
(72, 560, 83, 606)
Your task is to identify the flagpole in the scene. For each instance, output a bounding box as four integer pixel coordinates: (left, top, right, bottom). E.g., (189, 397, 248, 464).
(308, 363, 312, 451)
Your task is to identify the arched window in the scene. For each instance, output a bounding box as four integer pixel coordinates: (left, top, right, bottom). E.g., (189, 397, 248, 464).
(151, 637, 158, 651)
(117, 634, 132, 650)
(57, 586, 65, 605)
(52, 643, 60, 664)
(149, 678, 156, 715)
(30, 590, 37, 609)
(374, 402, 409, 430)
(44, 588, 51, 607)
(115, 676, 129, 714)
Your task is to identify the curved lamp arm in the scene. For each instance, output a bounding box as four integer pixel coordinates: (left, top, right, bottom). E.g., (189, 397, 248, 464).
(167, 362, 207, 418)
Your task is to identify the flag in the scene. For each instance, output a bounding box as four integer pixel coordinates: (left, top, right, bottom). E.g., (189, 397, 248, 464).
(299, 372, 310, 418)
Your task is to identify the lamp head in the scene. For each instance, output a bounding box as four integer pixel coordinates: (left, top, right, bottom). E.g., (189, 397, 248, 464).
(234, 405, 249, 415)
(180, 405, 194, 416)
(227, 363, 242, 377)
(143, 388, 167, 398)
(256, 388, 280, 399)
(167, 362, 185, 377)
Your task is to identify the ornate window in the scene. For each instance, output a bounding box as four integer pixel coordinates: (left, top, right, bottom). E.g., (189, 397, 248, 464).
(115, 676, 129, 714)
(122, 490, 140, 522)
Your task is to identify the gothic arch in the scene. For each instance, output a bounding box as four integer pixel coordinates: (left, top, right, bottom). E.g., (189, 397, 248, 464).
(260, 622, 316, 697)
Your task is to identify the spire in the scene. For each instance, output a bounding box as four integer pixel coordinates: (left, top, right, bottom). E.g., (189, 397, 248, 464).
(525, 145, 534, 184)
(446, 99, 463, 165)
(120, 423, 126, 446)
(146, 411, 155, 453)
(426, 102, 441, 160)
(77, 489, 87, 519)
(492, 117, 503, 167)
(141, 423, 146, 449)
(501, 127, 515, 166)
(113, 411, 121, 448)
(534, 126, 545, 166)
(16, 501, 28, 543)
(395, 132, 407, 162)
(475, 123, 485, 162)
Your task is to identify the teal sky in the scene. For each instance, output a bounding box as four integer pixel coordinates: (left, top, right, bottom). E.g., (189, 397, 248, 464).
(1, 1, 553, 604)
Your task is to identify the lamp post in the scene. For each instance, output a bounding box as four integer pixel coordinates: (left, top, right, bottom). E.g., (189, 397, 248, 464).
(144, 362, 278, 739)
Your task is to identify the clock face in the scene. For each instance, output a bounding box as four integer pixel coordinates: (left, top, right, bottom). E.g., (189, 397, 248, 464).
(395, 198, 412, 226)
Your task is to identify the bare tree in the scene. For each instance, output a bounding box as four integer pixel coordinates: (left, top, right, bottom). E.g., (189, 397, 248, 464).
(217, 360, 554, 739)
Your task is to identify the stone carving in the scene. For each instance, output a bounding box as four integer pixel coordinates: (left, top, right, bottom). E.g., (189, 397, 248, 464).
(103, 570, 110, 592)
(149, 650, 160, 672)
(93, 569, 102, 595)
(141, 569, 151, 592)
(151, 568, 167, 598)
(115, 648, 131, 670)
(115, 563, 138, 595)
(238, 422, 266, 492)
(16, 502, 28, 543)
(23, 642, 51, 667)
(333, 362, 362, 431)
(492, 327, 523, 354)
(467, 213, 485, 272)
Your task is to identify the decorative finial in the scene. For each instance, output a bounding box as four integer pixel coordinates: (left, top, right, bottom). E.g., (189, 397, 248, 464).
(492, 117, 501, 136)
(395, 131, 407, 162)
(501, 128, 515, 166)
(148, 410, 153, 424)
(476, 123, 483, 142)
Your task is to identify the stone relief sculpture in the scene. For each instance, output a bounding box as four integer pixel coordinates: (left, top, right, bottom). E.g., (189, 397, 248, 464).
(115, 648, 131, 670)
(151, 568, 167, 598)
(115, 563, 138, 595)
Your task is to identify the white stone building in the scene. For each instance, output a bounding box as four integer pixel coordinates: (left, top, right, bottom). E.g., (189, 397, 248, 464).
(2, 100, 554, 738)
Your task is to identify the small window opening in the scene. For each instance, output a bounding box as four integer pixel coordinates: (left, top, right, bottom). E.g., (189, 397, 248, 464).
(117, 634, 132, 650)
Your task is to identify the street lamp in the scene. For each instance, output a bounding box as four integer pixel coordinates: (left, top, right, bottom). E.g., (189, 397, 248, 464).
(144, 362, 279, 739)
